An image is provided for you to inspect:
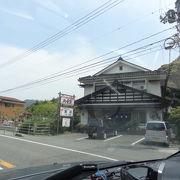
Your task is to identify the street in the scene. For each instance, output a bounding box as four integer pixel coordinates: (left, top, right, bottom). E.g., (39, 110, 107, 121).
(0, 133, 179, 171)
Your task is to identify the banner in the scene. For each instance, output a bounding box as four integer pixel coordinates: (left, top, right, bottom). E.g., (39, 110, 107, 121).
(60, 107, 74, 117)
(62, 118, 71, 127)
(60, 95, 75, 106)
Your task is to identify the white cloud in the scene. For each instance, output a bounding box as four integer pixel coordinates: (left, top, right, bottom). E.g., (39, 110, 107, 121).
(3, 9, 34, 21)
(0, 37, 102, 100)
(35, 0, 69, 19)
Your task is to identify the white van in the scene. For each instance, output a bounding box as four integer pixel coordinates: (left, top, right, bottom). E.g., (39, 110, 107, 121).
(145, 121, 171, 145)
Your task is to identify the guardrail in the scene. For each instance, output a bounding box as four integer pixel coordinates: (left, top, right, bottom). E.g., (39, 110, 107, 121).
(18, 123, 51, 135)
(0, 123, 51, 136)
(0, 125, 17, 136)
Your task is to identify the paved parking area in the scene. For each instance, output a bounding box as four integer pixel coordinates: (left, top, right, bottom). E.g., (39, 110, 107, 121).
(0, 133, 179, 170)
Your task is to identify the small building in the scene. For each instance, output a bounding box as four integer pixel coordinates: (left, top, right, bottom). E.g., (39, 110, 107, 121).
(75, 58, 170, 132)
(0, 96, 25, 122)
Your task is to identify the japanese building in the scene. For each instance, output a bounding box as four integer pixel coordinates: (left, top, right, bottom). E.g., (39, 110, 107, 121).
(75, 58, 170, 131)
(0, 96, 25, 122)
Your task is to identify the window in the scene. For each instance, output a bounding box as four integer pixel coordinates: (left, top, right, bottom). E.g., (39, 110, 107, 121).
(4, 103, 14, 107)
(146, 123, 165, 131)
(119, 66, 123, 70)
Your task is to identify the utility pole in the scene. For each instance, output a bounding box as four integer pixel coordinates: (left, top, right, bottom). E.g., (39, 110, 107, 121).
(160, 0, 180, 50)
(57, 92, 61, 135)
(160, 0, 180, 98)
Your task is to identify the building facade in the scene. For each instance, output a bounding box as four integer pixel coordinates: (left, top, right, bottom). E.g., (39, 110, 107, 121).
(75, 58, 170, 131)
(0, 96, 25, 122)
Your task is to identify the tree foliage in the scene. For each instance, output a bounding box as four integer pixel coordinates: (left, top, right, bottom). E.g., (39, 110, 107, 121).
(169, 107, 180, 122)
(169, 106, 180, 140)
(158, 57, 180, 89)
(27, 101, 58, 118)
(26, 98, 81, 133)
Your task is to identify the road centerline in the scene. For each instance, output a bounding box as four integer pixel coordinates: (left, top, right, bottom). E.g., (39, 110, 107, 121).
(0, 134, 118, 162)
(104, 135, 123, 142)
(131, 137, 145, 146)
(0, 159, 15, 168)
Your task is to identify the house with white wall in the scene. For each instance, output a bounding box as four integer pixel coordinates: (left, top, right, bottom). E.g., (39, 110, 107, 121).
(75, 58, 170, 131)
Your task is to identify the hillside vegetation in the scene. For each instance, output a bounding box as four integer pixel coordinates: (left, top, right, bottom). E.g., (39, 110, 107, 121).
(158, 56, 180, 89)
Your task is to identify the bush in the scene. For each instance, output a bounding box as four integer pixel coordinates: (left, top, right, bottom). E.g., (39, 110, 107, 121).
(169, 107, 180, 140)
(74, 123, 87, 133)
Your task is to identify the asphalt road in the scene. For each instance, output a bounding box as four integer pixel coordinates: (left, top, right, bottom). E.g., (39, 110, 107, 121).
(0, 132, 179, 172)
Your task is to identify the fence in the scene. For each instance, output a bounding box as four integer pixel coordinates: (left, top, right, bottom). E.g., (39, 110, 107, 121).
(0, 125, 17, 136)
(0, 123, 51, 136)
(18, 123, 51, 135)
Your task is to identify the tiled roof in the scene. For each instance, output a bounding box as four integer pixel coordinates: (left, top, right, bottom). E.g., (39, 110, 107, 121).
(79, 70, 167, 81)
(0, 96, 24, 103)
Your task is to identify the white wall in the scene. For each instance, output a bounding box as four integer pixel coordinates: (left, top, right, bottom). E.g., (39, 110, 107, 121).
(146, 109, 163, 122)
(146, 81, 161, 96)
(80, 109, 88, 125)
(84, 86, 94, 96)
(102, 63, 141, 74)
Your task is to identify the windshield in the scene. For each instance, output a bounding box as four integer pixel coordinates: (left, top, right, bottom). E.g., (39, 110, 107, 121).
(146, 123, 166, 131)
(0, 0, 180, 174)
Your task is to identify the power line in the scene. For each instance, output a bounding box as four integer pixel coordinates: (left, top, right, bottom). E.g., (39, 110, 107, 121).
(90, 4, 173, 42)
(12, 39, 165, 89)
(122, 45, 161, 59)
(12, 26, 174, 86)
(4, 47, 163, 94)
(0, 0, 126, 69)
(0, 39, 165, 94)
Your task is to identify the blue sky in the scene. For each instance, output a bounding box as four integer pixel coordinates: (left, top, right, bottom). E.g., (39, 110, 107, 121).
(0, 0, 178, 100)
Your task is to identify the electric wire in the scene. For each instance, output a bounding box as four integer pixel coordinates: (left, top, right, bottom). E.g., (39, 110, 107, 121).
(9, 26, 174, 87)
(4, 47, 163, 94)
(0, 0, 126, 68)
(1, 39, 165, 92)
(0, 41, 164, 94)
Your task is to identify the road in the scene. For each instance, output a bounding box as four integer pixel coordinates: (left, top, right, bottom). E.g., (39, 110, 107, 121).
(0, 132, 179, 171)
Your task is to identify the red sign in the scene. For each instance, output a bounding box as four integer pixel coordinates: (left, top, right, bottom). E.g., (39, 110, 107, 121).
(60, 95, 75, 106)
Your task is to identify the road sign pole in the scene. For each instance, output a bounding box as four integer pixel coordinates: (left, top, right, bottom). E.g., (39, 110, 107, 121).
(57, 92, 61, 135)
(71, 94, 75, 133)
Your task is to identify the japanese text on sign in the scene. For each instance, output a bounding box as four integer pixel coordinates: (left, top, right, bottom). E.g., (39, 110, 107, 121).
(60, 107, 74, 117)
(60, 95, 75, 106)
(62, 118, 71, 127)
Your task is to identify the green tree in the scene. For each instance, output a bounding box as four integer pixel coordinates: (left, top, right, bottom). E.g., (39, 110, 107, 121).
(169, 106, 180, 140)
(31, 102, 58, 118)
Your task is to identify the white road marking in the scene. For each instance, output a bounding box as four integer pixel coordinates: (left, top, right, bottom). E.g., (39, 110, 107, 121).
(104, 135, 123, 142)
(131, 137, 145, 146)
(0, 134, 118, 162)
(76, 136, 88, 141)
(0, 167, 3, 170)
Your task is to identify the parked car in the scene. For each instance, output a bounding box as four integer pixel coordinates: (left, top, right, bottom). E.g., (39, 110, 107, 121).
(145, 121, 171, 146)
(87, 119, 117, 139)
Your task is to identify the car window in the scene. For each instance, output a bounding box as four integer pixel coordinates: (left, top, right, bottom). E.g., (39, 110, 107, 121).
(146, 123, 165, 131)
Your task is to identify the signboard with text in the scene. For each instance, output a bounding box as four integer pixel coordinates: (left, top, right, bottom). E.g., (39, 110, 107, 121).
(60, 95, 75, 106)
(62, 118, 71, 127)
(60, 107, 73, 117)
